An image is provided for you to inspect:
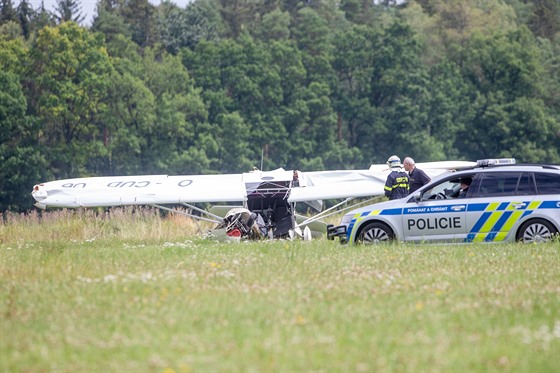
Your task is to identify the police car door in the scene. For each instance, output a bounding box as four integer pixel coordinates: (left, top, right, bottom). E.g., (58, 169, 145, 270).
(465, 172, 536, 242)
(403, 177, 468, 242)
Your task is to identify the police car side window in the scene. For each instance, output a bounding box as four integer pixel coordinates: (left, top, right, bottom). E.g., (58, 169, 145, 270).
(475, 174, 503, 196)
(501, 173, 523, 195)
(516, 173, 536, 195)
(535, 173, 560, 195)
(473, 172, 542, 197)
(474, 173, 523, 197)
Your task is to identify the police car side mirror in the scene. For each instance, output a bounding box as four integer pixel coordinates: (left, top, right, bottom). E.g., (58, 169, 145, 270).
(414, 194, 422, 203)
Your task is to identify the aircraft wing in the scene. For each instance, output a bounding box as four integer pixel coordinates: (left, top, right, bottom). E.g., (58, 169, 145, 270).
(32, 168, 300, 209)
(290, 170, 386, 202)
(290, 160, 476, 202)
(32, 174, 247, 209)
(367, 160, 477, 174)
(32, 161, 476, 209)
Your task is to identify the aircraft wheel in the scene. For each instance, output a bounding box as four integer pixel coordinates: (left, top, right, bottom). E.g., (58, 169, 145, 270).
(357, 222, 394, 244)
(517, 219, 558, 243)
(303, 226, 312, 241)
(288, 229, 295, 240)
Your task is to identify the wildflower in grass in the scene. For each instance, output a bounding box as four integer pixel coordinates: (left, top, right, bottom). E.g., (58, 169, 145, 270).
(160, 288, 169, 301)
(415, 302, 424, 311)
(498, 357, 512, 368)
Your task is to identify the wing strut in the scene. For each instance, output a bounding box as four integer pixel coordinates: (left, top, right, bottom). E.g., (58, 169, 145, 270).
(296, 196, 381, 228)
(181, 203, 223, 220)
(151, 204, 221, 224)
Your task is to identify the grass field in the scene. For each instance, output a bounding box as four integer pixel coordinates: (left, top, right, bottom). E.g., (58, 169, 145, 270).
(1, 209, 559, 372)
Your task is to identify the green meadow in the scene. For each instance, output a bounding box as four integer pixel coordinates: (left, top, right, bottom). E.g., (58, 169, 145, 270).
(1, 209, 559, 372)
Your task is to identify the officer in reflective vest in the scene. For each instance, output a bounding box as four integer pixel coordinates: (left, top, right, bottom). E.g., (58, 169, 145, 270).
(384, 155, 410, 200)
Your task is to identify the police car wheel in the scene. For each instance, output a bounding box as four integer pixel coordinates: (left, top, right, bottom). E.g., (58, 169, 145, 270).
(357, 222, 394, 244)
(517, 219, 558, 243)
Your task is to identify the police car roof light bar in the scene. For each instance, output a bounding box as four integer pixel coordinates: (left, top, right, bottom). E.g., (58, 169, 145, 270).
(476, 158, 516, 167)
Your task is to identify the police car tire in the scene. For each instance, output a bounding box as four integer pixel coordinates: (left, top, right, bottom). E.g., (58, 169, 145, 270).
(357, 222, 394, 244)
(517, 219, 558, 243)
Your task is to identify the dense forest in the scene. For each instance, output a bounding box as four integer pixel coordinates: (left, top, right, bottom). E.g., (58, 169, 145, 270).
(1, 0, 559, 211)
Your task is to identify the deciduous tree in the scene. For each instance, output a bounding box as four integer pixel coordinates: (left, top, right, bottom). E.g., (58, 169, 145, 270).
(0, 64, 49, 211)
(27, 22, 113, 177)
(457, 27, 560, 162)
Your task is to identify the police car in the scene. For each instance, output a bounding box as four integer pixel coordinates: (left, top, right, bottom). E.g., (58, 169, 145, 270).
(327, 159, 560, 244)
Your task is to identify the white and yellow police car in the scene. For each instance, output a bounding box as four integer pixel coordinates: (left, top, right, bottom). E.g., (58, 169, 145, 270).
(327, 159, 560, 244)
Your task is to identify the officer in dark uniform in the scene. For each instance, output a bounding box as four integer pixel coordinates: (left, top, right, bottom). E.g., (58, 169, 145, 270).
(457, 177, 472, 198)
(384, 155, 410, 200)
(403, 157, 431, 193)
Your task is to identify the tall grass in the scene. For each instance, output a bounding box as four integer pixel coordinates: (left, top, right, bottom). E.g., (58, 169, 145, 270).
(1, 207, 211, 244)
(1, 209, 558, 372)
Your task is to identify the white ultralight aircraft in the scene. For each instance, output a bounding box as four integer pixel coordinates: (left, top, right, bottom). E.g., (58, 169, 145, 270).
(31, 161, 475, 241)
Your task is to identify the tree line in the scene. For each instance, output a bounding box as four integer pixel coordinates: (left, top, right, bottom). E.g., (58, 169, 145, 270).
(1, 0, 559, 211)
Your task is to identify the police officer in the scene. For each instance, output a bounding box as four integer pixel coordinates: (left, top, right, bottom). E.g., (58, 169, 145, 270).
(457, 177, 472, 198)
(403, 157, 431, 193)
(384, 155, 410, 200)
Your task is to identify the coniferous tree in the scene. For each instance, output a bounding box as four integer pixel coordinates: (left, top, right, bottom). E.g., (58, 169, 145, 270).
(120, 0, 158, 47)
(156, 0, 221, 54)
(528, 0, 560, 41)
(16, 0, 32, 39)
(1, 0, 17, 24)
(91, 6, 131, 45)
(53, 0, 85, 24)
(32, 1, 55, 31)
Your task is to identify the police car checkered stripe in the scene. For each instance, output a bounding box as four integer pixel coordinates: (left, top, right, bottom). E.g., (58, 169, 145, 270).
(466, 201, 538, 242)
